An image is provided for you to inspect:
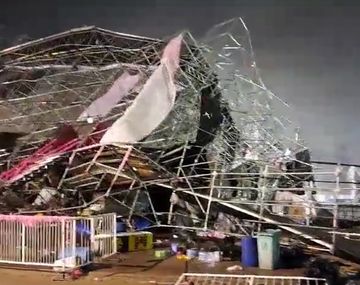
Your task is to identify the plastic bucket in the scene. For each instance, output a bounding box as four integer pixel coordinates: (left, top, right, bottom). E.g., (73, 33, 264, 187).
(241, 236, 258, 267)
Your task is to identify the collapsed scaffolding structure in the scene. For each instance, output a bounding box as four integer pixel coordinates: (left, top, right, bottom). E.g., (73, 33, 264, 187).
(0, 18, 359, 263)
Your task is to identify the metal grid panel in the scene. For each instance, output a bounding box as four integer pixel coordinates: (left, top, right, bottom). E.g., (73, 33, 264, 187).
(92, 213, 117, 258)
(175, 274, 327, 285)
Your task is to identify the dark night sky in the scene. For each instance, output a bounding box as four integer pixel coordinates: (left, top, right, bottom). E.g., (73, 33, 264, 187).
(1, 0, 359, 163)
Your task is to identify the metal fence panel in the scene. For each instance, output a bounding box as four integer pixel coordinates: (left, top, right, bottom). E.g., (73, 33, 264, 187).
(175, 274, 328, 285)
(92, 213, 117, 259)
(0, 213, 116, 269)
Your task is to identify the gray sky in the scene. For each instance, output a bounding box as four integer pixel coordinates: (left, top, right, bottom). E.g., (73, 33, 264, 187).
(1, 0, 359, 163)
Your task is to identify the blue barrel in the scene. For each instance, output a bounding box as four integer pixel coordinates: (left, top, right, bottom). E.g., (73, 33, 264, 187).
(241, 236, 258, 267)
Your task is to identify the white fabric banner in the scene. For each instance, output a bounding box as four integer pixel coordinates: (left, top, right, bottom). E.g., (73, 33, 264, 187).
(100, 35, 182, 144)
(78, 71, 140, 121)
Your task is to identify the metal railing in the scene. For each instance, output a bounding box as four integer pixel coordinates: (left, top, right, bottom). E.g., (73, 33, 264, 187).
(166, 163, 360, 253)
(0, 213, 116, 270)
(175, 273, 327, 285)
(92, 213, 117, 259)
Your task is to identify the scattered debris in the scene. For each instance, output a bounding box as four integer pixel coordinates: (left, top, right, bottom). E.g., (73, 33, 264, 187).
(305, 257, 360, 285)
(226, 265, 243, 272)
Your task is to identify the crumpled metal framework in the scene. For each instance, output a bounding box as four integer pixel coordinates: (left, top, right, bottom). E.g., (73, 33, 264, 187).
(0, 18, 358, 257)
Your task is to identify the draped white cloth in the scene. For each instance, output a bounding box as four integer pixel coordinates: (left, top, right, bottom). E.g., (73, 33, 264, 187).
(100, 34, 182, 145)
(272, 190, 317, 219)
(78, 71, 140, 121)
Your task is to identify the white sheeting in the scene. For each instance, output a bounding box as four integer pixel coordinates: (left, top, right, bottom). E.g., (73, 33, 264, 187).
(272, 190, 317, 219)
(314, 165, 360, 203)
(100, 34, 182, 145)
(78, 71, 140, 121)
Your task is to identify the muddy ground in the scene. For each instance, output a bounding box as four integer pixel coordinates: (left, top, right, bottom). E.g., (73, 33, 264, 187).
(0, 251, 306, 285)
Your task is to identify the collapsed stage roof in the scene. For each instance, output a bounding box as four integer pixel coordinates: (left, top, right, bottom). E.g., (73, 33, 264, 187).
(0, 26, 201, 147)
(0, 21, 303, 161)
(0, 18, 309, 229)
(2, 18, 360, 263)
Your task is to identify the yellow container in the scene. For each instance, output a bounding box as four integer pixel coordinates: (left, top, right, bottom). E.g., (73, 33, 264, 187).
(154, 249, 168, 259)
(117, 231, 153, 252)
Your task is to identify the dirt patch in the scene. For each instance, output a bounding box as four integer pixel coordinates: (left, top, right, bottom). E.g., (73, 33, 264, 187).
(0, 250, 305, 285)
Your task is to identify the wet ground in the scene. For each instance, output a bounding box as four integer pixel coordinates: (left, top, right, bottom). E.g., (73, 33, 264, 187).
(0, 250, 306, 285)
